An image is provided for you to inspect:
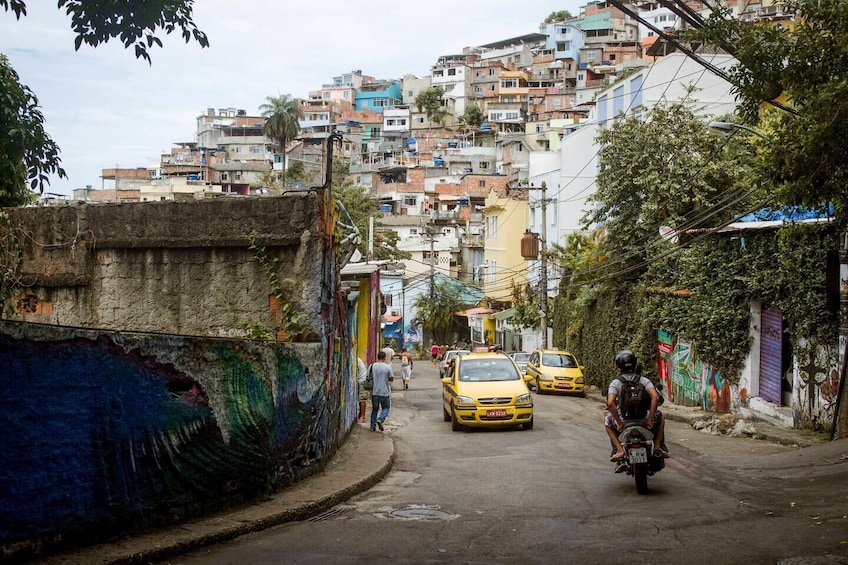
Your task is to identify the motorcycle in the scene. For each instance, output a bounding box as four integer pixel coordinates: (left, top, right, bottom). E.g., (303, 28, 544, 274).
(614, 419, 665, 495)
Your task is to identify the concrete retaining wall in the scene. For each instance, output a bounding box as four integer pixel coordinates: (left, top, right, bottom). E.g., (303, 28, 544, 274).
(0, 197, 355, 560)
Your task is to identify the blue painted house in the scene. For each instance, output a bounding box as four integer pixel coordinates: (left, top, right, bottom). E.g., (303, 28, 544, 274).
(355, 80, 402, 114)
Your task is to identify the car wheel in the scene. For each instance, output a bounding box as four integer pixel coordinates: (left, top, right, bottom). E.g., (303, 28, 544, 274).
(536, 379, 545, 394)
(451, 405, 463, 432)
(443, 405, 451, 422)
(523, 417, 534, 430)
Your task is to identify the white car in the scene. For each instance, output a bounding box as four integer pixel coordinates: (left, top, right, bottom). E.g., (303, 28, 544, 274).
(439, 349, 470, 378)
(507, 351, 531, 375)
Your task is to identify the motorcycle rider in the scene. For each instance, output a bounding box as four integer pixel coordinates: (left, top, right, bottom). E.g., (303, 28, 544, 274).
(605, 349, 668, 463)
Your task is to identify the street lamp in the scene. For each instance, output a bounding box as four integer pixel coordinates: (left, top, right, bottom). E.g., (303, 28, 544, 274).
(708, 120, 769, 140)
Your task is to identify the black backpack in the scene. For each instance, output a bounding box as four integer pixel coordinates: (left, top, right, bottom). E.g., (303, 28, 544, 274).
(617, 373, 650, 420)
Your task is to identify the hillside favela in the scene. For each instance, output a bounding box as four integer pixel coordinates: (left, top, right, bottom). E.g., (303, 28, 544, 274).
(2, 1, 848, 564)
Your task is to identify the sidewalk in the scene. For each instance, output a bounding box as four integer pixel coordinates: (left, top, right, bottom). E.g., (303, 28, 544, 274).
(38, 424, 395, 565)
(584, 386, 829, 448)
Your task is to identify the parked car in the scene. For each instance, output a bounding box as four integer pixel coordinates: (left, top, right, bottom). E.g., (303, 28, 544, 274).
(441, 352, 535, 431)
(507, 351, 531, 375)
(525, 349, 585, 396)
(439, 349, 470, 378)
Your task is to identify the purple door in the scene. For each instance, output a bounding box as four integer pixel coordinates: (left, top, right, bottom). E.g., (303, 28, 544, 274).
(759, 308, 783, 405)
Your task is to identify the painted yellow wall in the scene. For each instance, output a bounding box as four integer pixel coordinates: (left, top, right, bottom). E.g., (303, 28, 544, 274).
(482, 188, 529, 304)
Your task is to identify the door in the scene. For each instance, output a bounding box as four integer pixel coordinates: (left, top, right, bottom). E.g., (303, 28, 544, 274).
(759, 308, 783, 405)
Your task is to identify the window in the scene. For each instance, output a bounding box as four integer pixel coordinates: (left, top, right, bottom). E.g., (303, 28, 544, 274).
(552, 97, 562, 107)
(234, 172, 242, 181)
(448, 68, 457, 76)
(371, 127, 381, 138)
(486, 216, 498, 239)
(232, 146, 242, 153)
(488, 260, 497, 284)
(501, 95, 516, 103)
(479, 180, 486, 188)
(505, 111, 519, 120)
(487, 84, 495, 92)
(407, 90, 413, 97)
(489, 68, 496, 76)
(585, 50, 598, 60)
(386, 119, 396, 126)
(403, 196, 417, 206)
(343, 91, 349, 99)
(323, 92, 330, 99)
(250, 145, 262, 153)
(373, 98, 389, 108)
(416, 116, 425, 124)
(222, 173, 228, 180)
(514, 54, 521, 63)
(433, 70, 444, 77)
(480, 161, 490, 169)
(501, 79, 518, 88)
(475, 86, 483, 95)
(410, 228, 418, 236)
(536, 124, 545, 133)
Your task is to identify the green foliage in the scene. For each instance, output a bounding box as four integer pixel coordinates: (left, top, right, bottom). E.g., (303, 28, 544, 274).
(0, 210, 21, 316)
(460, 104, 484, 129)
(332, 180, 410, 261)
(2, 1, 209, 64)
(260, 94, 304, 174)
(544, 10, 573, 23)
(248, 235, 305, 341)
(585, 100, 756, 281)
(553, 99, 837, 387)
(0, 55, 65, 204)
(410, 282, 466, 344)
(511, 283, 540, 330)
(415, 86, 447, 127)
(691, 0, 848, 213)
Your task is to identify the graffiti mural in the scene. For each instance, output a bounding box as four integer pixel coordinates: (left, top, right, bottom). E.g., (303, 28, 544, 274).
(0, 321, 344, 551)
(793, 338, 840, 431)
(657, 330, 729, 412)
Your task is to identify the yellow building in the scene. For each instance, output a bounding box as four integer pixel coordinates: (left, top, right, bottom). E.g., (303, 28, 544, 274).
(481, 186, 530, 306)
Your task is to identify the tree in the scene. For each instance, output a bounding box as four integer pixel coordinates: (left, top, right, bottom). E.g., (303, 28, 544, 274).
(333, 180, 410, 262)
(2, 1, 208, 64)
(411, 281, 466, 344)
(583, 99, 757, 280)
(415, 86, 447, 128)
(459, 104, 484, 129)
(0, 55, 62, 206)
(544, 10, 573, 23)
(260, 94, 304, 176)
(1, 0, 208, 204)
(690, 0, 848, 213)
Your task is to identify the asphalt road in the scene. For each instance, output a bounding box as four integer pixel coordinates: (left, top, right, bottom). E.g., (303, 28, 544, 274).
(162, 358, 848, 565)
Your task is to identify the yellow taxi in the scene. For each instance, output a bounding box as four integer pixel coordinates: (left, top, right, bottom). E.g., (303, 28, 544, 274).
(441, 352, 534, 431)
(525, 349, 585, 396)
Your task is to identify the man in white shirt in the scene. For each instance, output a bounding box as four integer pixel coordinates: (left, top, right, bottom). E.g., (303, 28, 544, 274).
(369, 350, 394, 432)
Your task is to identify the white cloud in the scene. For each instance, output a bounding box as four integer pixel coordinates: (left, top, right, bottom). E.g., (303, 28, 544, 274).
(1, 0, 582, 196)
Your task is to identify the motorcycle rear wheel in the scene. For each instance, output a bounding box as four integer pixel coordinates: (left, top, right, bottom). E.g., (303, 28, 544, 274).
(634, 465, 649, 494)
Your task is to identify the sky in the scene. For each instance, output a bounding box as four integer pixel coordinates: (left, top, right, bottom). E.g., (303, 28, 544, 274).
(1, 1, 584, 197)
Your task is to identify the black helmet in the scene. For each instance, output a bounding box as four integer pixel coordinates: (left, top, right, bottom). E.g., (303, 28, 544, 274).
(615, 350, 637, 373)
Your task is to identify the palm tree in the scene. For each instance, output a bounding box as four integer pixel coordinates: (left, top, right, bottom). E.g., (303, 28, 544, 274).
(259, 94, 304, 177)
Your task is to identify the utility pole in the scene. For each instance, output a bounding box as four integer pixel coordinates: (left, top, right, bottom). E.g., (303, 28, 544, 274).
(428, 218, 436, 301)
(540, 181, 548, 349)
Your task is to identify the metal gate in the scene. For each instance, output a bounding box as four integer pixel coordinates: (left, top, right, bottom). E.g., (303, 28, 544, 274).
(759, 308, 783, 405)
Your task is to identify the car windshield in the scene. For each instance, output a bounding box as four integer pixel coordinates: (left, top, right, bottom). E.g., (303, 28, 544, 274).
(542, 353, 578, 368)
(511, 353, 530, 363)
(458, 359, 520, 382)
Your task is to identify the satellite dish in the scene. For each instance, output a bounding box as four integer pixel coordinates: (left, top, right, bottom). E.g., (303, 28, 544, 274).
(659, 226, 678, 244)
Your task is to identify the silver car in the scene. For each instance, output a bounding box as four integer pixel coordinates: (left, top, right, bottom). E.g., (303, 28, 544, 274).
(508, 351, 531, 375)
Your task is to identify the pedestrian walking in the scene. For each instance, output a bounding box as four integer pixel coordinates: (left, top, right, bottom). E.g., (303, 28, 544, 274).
(399, 347, 413, 389)
(430, 342, 440, 366)
(369, 350, 394, 432)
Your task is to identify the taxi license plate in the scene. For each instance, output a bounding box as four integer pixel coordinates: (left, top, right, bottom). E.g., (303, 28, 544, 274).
(629, 447, 648, 464)
(487, 409, 507, 417)
(555, 383, 571, 389)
